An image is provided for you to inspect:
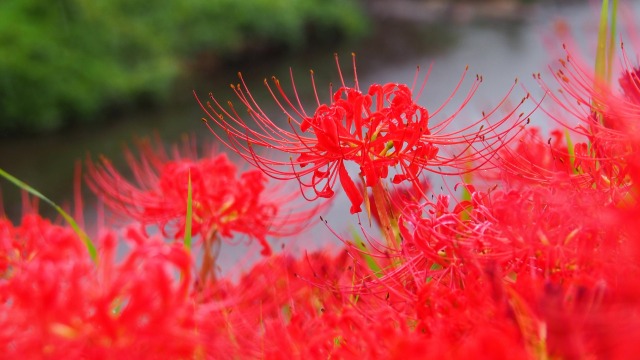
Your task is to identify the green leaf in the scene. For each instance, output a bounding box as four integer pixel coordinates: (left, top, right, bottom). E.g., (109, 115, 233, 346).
(564, 129, 578, 174)
(607, 0, 619, 84)
(595, 0, 610, 85)
(460, 157, 473, 221)
(184, 169, 193, 251)
(594, 0, 618, 126)
(0, 167, 97, 263)
(352, 231, 382, 277)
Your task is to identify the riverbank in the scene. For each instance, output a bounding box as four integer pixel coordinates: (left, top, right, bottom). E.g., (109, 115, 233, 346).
(0, 0, 368, 135)
(364, 0, 574, 23)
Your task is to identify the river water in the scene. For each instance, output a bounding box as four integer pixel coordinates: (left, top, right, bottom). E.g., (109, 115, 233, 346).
(1, 1, 638, 273)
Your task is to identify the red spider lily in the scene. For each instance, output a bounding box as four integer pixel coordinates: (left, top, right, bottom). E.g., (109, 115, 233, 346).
(0, 215, 197, 359)
(394, 183, 614, 292)
(366, 178, 431, 229)
(0, 213, 88, 279)
(197, 54, 530, 214)
(195, 247, 529, 359)
(86, 136, 319, 257)
(618, 66, 640, 104)
(494, 127, 575, 185)
(340, 182, 626, 358)
(529, 44, 640, 197)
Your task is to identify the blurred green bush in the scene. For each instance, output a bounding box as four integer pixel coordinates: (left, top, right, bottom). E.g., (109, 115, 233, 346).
(0, 0, 367, 134)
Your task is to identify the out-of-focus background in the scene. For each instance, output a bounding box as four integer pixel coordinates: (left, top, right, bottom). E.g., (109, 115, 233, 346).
(0, 0, 636, 227)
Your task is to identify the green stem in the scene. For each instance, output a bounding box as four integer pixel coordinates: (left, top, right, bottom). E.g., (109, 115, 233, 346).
(184, 170, 193, 251)
(371, 182, 399, 251)
(607, 0, 619, 84)
(594, 0, 618, 127)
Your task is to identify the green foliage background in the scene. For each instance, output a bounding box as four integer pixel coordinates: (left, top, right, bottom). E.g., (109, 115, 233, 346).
(0, 0, 367, 134)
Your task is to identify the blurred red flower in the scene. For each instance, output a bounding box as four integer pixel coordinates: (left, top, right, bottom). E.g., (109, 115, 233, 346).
(87, 136, 318, 256)
(0, 214, 197, 358)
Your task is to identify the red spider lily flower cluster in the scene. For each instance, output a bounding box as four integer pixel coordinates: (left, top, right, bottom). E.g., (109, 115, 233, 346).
(0, 215, 196, 358)
(197, 54, 531, 214)
(4, 7, 640, 359)
(518, 44, 639, 196)
(86, 136, 319, 256)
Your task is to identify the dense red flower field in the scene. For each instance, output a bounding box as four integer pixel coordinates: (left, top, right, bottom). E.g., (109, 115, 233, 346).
(2, 3, 640, 359)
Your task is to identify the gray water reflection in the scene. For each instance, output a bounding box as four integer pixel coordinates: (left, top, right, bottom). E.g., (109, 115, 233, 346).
(1, 2, 638, 275)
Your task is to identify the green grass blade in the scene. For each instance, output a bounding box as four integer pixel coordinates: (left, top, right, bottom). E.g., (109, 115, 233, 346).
(0, 167, 98, 262)
(595, 0, 610, 85)
(564, 129, 577, 174)
(352, 230, 382, 276)
(460, 170, 473, 221)
(607, 0, 619, 84)
(594, 0, 618, 127)
(184, 170, 193, 251)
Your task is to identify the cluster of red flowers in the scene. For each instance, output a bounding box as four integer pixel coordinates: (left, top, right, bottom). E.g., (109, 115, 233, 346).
(3, 8, 640, 359)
